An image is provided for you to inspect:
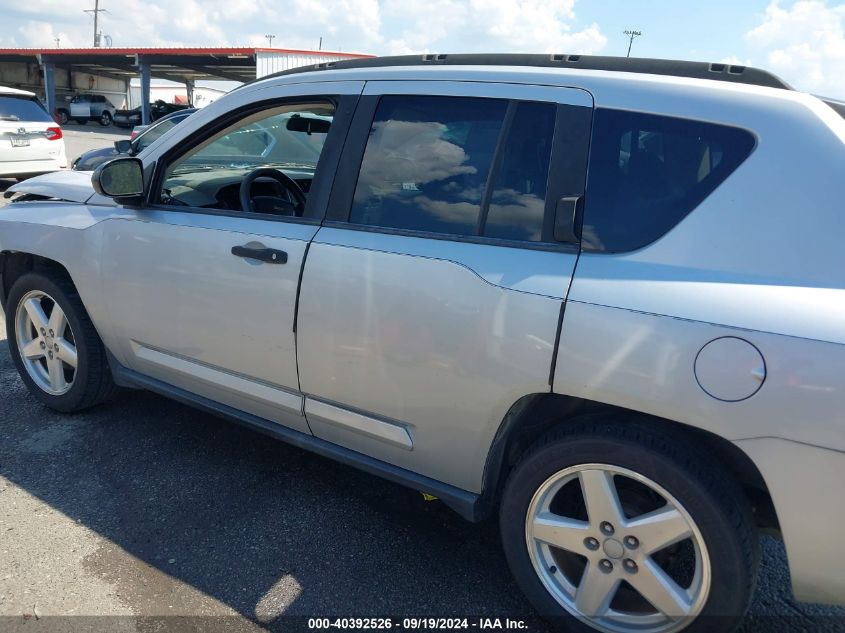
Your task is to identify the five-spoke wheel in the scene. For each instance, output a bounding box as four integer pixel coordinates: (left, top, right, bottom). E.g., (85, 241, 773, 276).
(526, 464, 709, 631)
(15, 289, 78, 395)
(5, 272, 116, 412)
(501, 419, 758, 633)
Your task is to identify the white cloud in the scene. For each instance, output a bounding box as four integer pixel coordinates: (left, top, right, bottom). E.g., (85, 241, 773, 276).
(746, 0, 845, 96)
(16, 21, 84, 48)
(5, 0, 605, 57)
(382, 0, 605, 55)
(719, 55, 753, 67)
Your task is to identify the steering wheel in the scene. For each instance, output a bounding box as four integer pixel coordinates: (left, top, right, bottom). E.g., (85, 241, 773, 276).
(239, 167, 307, 215)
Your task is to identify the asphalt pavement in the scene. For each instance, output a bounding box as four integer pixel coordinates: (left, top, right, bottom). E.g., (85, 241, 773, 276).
(62, 123, 131, 168)
(0, 127, 844, 632)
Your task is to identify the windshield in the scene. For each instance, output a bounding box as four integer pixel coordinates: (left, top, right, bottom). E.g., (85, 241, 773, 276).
(0, 95, 53, 123)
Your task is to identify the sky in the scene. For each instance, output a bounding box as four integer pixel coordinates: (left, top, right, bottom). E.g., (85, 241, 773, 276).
(1, 0, 844, 98)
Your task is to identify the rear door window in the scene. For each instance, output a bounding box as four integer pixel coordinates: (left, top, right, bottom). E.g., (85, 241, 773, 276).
(583, 109, 756, 252)
(483, 101, 556, 241)
(349, 95, 507, 236)
(348, 95, 559, 242)
(0, 96, 52, 123)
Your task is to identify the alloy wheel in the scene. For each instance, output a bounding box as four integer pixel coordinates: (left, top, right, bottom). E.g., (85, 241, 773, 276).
(525, 463, 710, 633)
(15, 290, 78, 395)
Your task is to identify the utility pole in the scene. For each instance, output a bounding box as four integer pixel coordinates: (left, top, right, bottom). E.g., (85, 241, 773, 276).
(265, 34, 275, 47)
(84, 0, 107, 47)
(624, 29, 642, 57)
(54, 37, 61, 48)
(318, 36, 322, 51)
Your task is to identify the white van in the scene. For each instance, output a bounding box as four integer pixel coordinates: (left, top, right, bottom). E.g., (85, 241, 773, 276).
(0, 86, 67, 179)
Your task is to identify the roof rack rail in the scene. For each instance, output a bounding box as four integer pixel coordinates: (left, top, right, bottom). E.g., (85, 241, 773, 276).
(260, 53, 792, 90)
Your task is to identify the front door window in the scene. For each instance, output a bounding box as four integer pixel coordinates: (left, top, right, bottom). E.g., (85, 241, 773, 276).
(158, 101, 335, 216)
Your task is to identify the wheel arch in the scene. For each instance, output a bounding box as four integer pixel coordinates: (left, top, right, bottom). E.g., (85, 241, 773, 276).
(480, 393, 780, 534)
(1, 251, 76, 312)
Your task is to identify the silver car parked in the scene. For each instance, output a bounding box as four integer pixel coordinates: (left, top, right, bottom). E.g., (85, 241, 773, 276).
(62, 93, 116, 126)
(2, 54, 844, 633)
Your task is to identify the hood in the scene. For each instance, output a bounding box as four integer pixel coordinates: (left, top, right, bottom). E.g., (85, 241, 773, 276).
(74, 146, 120, 171)
(4, 169, 95, 203)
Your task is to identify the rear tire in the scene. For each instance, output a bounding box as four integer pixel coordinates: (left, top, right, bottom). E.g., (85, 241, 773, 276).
(500, 416, 758, 633)
(5, 272, 117, 413)
(57, 109, 69, 125)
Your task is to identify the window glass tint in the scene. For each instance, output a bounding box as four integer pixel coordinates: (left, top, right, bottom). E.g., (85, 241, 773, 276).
(0, 96, 52, 123)
(583, 109, 755, 252)
(483, 101, 556, 241)
(350, 95, 507, 236)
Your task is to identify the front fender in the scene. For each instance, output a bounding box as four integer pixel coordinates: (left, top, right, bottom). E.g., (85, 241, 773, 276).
(0, 200, 133, 347)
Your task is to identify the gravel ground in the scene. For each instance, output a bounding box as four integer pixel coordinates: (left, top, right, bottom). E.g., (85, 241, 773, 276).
(0, 129, 843, 632)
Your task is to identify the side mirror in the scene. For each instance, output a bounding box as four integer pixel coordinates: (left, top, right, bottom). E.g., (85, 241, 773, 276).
(92, 157, 144, 203)
(114, 139, 132, 153)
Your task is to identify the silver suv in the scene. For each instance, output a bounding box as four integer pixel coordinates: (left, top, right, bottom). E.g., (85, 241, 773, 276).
(1, 54, 844, 632)
(63, 93, 116, 126)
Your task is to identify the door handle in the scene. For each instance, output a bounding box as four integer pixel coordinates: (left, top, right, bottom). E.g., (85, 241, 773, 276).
(231, 245, 288, 264)
(554, 195, 583, 244)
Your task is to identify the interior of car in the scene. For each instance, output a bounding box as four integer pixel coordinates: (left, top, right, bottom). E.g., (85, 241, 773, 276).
(159, 101, 334, 217)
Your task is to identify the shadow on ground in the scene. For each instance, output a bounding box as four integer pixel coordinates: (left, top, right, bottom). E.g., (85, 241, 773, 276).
(0, 318, 842, 632)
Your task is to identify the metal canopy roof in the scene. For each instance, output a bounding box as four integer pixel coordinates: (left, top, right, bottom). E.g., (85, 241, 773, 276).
(0, 47, 370, 83)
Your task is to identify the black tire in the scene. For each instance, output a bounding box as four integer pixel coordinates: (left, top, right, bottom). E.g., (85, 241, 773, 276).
(57, 109, 69, 125)
(5, 272, 117, 413)
(500, 416, 758, 633)
(99, 111, 112, 127)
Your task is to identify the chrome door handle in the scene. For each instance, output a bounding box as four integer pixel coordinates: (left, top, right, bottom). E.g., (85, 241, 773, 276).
(231, 245, 288, 264)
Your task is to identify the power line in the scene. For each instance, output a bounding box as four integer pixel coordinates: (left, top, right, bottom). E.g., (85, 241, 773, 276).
(624, 29, 642, 57)
(84, 0, 107, 47)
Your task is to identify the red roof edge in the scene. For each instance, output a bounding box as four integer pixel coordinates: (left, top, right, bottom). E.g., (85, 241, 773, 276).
(0, 47, 374, 58)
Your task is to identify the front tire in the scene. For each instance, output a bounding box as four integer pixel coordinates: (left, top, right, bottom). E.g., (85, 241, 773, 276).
(99, 111, 112, 126)
(5, 272, 117, 412)
(500, 417, 758, 633)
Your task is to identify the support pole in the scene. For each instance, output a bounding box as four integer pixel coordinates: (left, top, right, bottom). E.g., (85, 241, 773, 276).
(42, 60, 56, 123)
(139, 57, 151, 126)
(185, 79, 195, 106)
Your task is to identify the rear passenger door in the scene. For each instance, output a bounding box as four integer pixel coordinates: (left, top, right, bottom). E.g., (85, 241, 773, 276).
(297, 81, 593, 493)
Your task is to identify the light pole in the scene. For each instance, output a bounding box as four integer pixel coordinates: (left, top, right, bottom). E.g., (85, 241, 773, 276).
(84, 0, 107, 47)
(265, 34, 275, 47)
(624, 30, 642, 57)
